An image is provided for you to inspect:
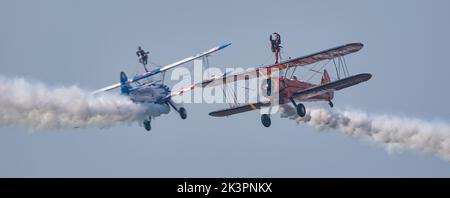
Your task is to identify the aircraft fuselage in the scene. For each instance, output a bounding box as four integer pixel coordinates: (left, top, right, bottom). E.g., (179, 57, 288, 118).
(277, 76, 333, 104)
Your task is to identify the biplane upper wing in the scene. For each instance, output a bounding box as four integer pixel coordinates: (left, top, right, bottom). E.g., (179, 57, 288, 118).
(209, 101, 272, 117)
(167, 43, 364, 99)
(292, 73, 372, 100)
(130, 43, 232, 83)
(92, 43, 231, 94)
(192, 43, 364, 89)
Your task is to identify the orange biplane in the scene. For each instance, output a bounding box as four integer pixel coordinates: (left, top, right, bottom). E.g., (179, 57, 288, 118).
(170, 43, 372, 127)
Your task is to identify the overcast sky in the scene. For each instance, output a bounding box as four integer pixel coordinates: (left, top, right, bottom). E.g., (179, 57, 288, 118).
(1, 0, 450, 177)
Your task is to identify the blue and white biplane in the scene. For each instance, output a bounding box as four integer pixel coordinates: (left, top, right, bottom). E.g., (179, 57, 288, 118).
(93, 43, 231, 131)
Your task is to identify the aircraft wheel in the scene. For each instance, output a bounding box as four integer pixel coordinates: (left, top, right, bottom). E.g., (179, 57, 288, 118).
(261, 114, 271, 128)
(297, 103, 306, 117)
(143, 120, 151, 131)
(179, 107, 187, 120)
(329, 101, 334, 108)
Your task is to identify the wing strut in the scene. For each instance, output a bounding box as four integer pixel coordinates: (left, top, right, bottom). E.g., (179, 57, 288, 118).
(333, 55, 351, 80)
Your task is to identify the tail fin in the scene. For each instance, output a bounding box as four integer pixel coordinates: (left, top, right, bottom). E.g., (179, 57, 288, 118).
(120, 72, 132, 95)
(321, 70, 334, 100)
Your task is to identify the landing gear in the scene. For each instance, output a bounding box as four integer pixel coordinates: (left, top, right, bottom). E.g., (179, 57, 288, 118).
(143, 118, 151, 131)
(179, 107, 187, 120)
(261, 114, 271, 128)
(290, 97, 306, 117)
(296, 103, 306, 117)
(168, 100, 188, 120)
(329, 101, 334, 108)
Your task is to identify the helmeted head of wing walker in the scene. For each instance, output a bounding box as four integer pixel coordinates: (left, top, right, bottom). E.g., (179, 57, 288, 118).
(272, 32, 280, 40)
(138, 46, 142, 51)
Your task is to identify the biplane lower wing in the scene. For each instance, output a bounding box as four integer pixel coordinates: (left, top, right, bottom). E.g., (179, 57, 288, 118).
(293, 73, 372, 100)
(209, 101, 271, 117)
(194, 43, 364, 89)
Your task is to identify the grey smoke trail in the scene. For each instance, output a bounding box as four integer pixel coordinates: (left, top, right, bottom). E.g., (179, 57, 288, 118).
(0, 76, 156, 130)
(280, 105, 450, 161)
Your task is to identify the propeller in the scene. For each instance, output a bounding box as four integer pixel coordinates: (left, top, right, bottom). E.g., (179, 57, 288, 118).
(260, 78, 279, 99)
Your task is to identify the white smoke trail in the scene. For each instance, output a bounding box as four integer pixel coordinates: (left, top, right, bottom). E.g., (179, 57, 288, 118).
(0, 76, 157, 130)
(280, 105, 450, 161)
